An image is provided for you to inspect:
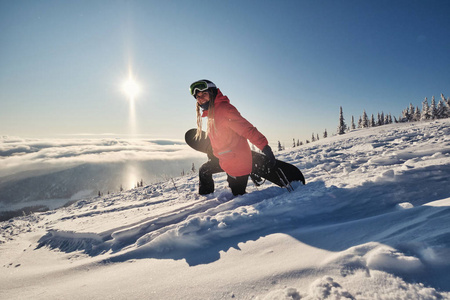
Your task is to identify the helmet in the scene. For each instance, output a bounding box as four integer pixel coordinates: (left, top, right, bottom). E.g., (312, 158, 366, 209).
(189, 79, 217, 98)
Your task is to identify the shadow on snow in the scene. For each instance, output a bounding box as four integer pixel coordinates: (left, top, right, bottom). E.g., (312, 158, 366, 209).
(37, 164, 450, 291)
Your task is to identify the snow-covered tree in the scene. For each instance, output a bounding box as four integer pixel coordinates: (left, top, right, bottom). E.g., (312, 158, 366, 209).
(401, 108, 409, 122)
(323, 129, 328, 138)
(421, 98, 431, 121)
(408, 104, 415, 122)
(444, 93, 450, 108)
(437, 98, 449, 119)
(371, 114, 376, 127)
(337, 106, 347, 135)
(414, 106, 421, 121)
(361, 110, 369, 128)
(351, 116, 356, 130)
(430, 96, 437, 119)
(311, 133, 316, 142)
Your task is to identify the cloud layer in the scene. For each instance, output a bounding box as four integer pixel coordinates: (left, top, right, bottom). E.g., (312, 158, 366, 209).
(0, 136, 204, 179)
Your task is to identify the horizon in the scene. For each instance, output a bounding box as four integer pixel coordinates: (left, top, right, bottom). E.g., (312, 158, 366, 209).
(2, 116, 448, 210)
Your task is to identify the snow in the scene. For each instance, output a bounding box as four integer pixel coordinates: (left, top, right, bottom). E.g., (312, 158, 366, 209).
(1, 119, 450, 299)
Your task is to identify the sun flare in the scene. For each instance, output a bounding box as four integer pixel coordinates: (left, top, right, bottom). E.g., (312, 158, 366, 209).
(122, 76, 141, 100)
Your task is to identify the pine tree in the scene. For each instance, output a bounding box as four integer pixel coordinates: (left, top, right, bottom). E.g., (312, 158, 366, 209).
(421, 97, 431, 120)
(437, 98, 449, 119)
(445, 94, 450, 118)
(311, 133, 316, 142)
(414, 106, 421, 121)
(337, 106, 347, 135)
(371, 114, 376, 127)
(278, 141, 283, 151)
(384, 114, 389, 125)
(323, 129, 328, 138)
(408, 104, 415, 122)
(351, 116, 356, 130)
(362, 110, 369, 128)
(317, 133, 320, 141)
(430, 96, 437, 119)
(443, 94, 450, 110)
(401, 108, 409, 122)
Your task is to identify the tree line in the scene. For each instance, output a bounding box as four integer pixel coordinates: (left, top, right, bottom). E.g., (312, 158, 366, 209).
(281, 93, 449, 150)
(338, 93, 449, 136)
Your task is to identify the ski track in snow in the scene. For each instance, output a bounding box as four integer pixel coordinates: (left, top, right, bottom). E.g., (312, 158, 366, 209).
(1, 120, 450, 299)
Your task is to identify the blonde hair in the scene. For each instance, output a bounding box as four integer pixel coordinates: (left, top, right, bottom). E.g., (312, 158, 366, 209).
(195, 92, 216, 140)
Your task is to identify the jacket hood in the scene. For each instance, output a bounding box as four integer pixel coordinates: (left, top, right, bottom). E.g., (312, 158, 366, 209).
(214, 89, 229, 104)
(201, 88, 229, 117)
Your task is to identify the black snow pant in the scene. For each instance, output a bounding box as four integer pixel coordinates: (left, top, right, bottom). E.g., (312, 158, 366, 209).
(199, 156, 249, 196)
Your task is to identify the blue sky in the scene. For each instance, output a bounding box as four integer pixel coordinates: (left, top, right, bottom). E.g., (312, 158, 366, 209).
(1, 0, 449, 146)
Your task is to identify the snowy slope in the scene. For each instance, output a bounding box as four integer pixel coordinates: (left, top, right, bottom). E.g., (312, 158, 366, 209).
(1, 120, 450, 299)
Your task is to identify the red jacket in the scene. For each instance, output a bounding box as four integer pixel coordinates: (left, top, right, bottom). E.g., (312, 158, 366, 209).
(202, 89, 268, 176)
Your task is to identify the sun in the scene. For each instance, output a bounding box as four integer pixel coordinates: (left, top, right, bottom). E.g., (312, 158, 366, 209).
(122, 75, 141, 99)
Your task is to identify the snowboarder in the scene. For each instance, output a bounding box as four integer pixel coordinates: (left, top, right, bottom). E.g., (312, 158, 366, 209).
(189, 79, 276, 196)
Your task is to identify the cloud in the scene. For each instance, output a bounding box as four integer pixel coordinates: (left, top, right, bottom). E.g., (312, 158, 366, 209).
(0, 137, 204, 179)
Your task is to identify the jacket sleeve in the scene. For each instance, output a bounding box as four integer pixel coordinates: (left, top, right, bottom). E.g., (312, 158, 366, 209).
(222, 103, 268, 150)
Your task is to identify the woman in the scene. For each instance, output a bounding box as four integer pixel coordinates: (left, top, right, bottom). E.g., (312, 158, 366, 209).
(190, 79, 276, 196)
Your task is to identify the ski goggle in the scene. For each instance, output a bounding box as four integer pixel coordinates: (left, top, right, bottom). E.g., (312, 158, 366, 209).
(189, 80, 216, 98)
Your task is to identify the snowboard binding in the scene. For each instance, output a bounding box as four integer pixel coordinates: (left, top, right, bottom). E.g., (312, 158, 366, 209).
(250, 173, 265, 187)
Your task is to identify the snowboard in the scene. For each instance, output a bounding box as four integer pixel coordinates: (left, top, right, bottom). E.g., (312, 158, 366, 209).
(185, 129, 305, 190)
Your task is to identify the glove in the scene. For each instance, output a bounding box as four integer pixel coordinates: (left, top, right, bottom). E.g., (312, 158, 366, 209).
(262, 145, 276, 168)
